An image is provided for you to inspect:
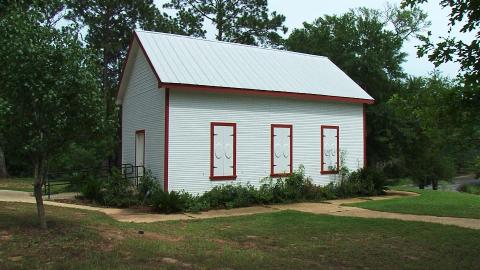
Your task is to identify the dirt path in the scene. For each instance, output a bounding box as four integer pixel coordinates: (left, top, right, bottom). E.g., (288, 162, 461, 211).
(1, 189, 480, 229)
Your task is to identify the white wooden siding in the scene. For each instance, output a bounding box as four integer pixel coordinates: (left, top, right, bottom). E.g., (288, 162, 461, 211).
(122, 49, 165, 183)
(168, 89, 364, 194)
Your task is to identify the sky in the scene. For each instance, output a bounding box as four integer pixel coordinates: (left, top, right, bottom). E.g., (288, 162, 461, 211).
(155, 0, 474, 78)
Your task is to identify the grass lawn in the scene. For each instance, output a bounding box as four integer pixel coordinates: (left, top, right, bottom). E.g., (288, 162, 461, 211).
(0, 178, 35, 192)
(350, 188, 480, 219)
(1, 202, 480, 269)
(0, 178, 75, 194)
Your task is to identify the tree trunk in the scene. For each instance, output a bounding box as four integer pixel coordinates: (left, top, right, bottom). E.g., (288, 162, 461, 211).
(0, 145, 8, 178)
(33, 160, 47, 229)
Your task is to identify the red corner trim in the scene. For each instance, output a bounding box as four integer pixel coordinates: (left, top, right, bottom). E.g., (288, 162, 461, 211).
(135, 130, 145, 168)
(164, 88, 170, 192)
(210, 122, 237, 181)
(363, 105, 367, 168)
(160, 83, 374, 105)
(270, 124, 293, 177)
(321, 125, 340, 174)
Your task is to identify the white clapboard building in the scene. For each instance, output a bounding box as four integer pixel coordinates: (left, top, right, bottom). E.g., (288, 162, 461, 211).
(117, 30, 374, 194)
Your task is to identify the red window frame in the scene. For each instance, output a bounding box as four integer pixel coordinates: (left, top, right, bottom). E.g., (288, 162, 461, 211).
(270, 124, 293, 177)
(321, 125, 339, 174)
(135, 129, 146, 168)
(210, 122, 237, 181)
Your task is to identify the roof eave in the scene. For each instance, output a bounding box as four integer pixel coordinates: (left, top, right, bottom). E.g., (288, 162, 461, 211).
(160, 82, 375, 105)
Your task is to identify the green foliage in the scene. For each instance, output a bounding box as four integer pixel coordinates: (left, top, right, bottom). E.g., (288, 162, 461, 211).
(80, 168, 138, 207)
(458, 183, 480, 195)
(0, 2, 105, 180)
(335, 167, 387, 197)
(403, 0, 480, 86)
(148, 166, 386, 214)
(475, 157, 480, 179)
(285, 7, 428, 170)
(137, 170, 162, 202)
(202, 184, 259, 209)
(389, 75, 459, 186)
(150, 189, 193, 214)
(80, 177, 104, 202)
(165, 0, 288, 47)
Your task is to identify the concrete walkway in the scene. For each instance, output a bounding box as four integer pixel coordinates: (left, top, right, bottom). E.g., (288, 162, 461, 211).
(1, 189, 480, 230)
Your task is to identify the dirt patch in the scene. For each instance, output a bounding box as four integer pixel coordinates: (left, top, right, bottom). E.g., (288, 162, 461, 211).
(8, 256, 23, 262)
(139, 231, 183, 242)
(161, 257, 193, 268)
(0, 230, 12, 241)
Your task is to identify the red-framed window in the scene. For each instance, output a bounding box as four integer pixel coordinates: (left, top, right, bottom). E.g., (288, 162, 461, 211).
(135, 130, 146, 177)
(321, 126, 339, 174)
(210, 122, 237, 180)
(271, 124, 293, 177)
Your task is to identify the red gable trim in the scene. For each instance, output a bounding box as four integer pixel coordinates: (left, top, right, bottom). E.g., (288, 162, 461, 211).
(160, 83, 374, 105)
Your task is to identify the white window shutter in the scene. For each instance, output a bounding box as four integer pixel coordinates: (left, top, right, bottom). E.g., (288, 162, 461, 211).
(223, 125, 234, 176)
(273, 126, 291, 174)
(323, 128, 338, 171)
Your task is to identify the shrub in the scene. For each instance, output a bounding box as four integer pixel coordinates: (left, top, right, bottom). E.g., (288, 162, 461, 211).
(474, 156, 480, 179)
(202, 184, 259, 209)
(80, 168, 139, 207)
(150, 189, 193, 213)
(458, 183, 480, 195)
(335, 167, 386, 197)
(138, 170, 162, 203)
(80, 177, 103, 202)
(101, 168, 139, 207)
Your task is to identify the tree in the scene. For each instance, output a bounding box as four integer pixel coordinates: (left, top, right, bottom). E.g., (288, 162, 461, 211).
(402, 0, 480, 86)
(66, 0, 204, 166)
(389, 75, 457, 188)
(402, 0, 480, 170)
(0, 4, 104, 228)
(285, 7, 429, 168)
(0, 145, 7, 178)
(164, 0, 288, 47)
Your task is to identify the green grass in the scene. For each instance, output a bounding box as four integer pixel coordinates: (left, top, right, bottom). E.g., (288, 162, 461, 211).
(1, 202, 480, 269)
(0, 178, 76, 194)
(350, 188, 480, 219)
(0, 178, 35, 192)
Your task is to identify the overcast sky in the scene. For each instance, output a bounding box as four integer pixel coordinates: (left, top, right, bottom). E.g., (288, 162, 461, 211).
(155, 0, 473, 78)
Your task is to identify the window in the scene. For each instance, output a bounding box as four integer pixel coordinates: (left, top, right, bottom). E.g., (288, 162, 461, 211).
(271, 124, 293, 177)
(321, 126, 339, 174)
(135, 130, 145, 177)
(210, 122, 237, 180)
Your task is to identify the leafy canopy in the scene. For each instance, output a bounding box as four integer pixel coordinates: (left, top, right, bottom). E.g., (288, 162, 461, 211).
(0, 3, 104, 165)
(164, 0, 288, 46)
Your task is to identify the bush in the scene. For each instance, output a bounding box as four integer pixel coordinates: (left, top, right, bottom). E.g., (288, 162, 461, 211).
(138, 170, 162, 203)
(474, 156, 480, 179)
(458, 183, 480, 195)
(80, 165, 387, 214)
(80, 177, 103, 202)
(80, 168, 139, 208)
(150, 189, 193, 213)
(202, 184, 259, 209)
(335, 167, 386, 197)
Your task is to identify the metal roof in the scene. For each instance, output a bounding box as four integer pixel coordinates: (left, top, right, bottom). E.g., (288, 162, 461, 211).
(118, 30, 374, 104)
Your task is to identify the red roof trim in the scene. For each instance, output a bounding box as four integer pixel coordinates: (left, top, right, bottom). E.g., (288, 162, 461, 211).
(161, 82, 374, 105)
(119, 32, 374, 105)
